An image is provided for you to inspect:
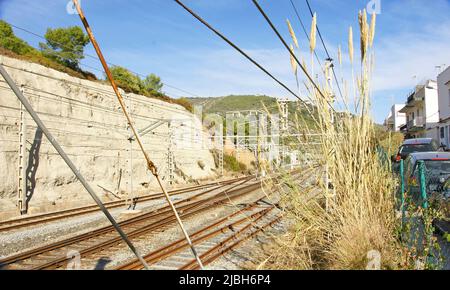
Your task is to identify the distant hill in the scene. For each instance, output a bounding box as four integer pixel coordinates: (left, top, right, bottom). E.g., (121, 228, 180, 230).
(187, 95, 317, 128)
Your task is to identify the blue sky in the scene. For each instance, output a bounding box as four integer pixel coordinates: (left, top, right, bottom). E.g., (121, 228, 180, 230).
(1, 0, 449, 123)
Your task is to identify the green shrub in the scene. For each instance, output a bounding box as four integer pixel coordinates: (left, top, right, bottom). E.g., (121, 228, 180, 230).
(0, 20, 36, 55)
(39, 26, 90, 70)
(109, 66, 142, 93)
(223, 154, 247, 172)
(0, 20, 192, 112)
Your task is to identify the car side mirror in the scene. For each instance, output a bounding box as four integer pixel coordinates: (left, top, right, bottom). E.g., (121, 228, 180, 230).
(391, 155, 397, 163)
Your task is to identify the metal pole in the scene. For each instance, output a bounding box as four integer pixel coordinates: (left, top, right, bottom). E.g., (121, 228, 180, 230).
(72, 0, 204, 269)
(18, 86, 28, 215)
(167, 121, 174, 186)
(418, 160, 428, 209)
(220, 133, 224, 176)
(399, 159, 405, 224)
(0, 64, 150, 270)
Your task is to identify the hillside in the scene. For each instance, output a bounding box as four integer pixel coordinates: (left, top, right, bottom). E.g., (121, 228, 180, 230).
(187, 95, 317, 128)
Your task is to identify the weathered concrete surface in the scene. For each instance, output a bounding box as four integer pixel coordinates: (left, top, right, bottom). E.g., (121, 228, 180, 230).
(0, 55, 217, 215)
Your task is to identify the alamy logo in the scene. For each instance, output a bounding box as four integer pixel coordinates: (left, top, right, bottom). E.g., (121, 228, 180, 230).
(366, 250, 381, 270)
(66, 0, 80, 15)
(66, 250, 81, 270)
(366, 0, 381, 14)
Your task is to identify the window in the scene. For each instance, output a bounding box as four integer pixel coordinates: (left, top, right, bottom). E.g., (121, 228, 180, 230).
(448, 126, 450, 144)
(441, 127, 445, 139)
(400, 144, 436, 154)
(417, 109, 420, 117)
(448, 89, 450, 105)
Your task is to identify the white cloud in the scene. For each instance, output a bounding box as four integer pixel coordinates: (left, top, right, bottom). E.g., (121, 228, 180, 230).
(372, 21, 450, 92)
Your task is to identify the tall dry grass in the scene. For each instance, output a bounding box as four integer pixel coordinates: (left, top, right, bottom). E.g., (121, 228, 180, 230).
(258, 10, 406, 269)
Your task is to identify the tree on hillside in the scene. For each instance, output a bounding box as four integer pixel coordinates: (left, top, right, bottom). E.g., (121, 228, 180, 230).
(142, 73, 163, 94)
(109, 66, 142, 94)
(0, 20, 35, 55)
(39, 26, 90, 70)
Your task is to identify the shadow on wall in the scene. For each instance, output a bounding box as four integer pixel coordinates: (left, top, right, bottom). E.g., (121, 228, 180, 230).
(25, 128, 43, 210)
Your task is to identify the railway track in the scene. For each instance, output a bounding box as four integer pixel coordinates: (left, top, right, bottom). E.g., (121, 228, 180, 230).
(0, 175, 250, 233)
(0, 166, 317, 270)
(0, 176, 262, 270)
(116, 199, 281, 270)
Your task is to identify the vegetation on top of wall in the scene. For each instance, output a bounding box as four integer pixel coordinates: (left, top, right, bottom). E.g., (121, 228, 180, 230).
(39, 26, 90, 71)
(0, 20, 192, 112)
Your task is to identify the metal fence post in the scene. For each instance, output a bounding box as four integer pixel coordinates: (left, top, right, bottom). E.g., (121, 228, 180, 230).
(399, 159, 405, 222)
(418, 160, 428, 209)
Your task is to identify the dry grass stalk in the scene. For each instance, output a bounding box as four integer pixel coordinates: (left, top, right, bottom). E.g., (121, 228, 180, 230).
(289, 44, 298, 75)
(348, 26, 354, 64)
(369, 12, 376, 47)
(257, 10, 406, 270)
(310, 13, 317, 53)
(338, 45, 342, 66)
(287, 19, 299, 49)
(359, 9, 369, 62)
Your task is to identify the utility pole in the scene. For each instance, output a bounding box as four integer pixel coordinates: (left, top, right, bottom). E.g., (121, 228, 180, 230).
(1, 63, 151, 270)
(278, 99, 289, 168)
(125, 92, 136, 210)
(256, 114, 261, 179)
(257, 111, 267, 177)
(324, 58, 336, 210)
(219, 130, 224, 176)
(167, 121, 175, 186)
(17, 85, 28, 215)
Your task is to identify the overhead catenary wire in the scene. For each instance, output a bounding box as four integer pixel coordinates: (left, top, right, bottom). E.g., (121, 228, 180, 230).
(7, 22, 202, 99)
(173, 0, 305, 104)
(251, 0, 336, 113)
(303, 0, 345, 102)
(288, 0, 325, 73)
(0, 63, 151, 270)
(71, 0, 204, 270)
(0, 64, 191, 116)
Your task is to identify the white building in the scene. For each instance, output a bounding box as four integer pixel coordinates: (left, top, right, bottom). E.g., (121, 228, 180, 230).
(437, 66, 450, 147)
(384, 104, 406, 132)
(399, 80, 439, 139)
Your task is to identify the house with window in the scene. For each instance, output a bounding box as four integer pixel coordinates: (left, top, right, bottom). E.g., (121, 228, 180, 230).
(399, 80, 439, 140)
(384, 104, 406, 132)
(437, 66, 450, 147)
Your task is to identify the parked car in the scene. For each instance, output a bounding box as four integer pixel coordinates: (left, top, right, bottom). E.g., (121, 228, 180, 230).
(392, 138, 440, 163)
(403, 152, 450, 201)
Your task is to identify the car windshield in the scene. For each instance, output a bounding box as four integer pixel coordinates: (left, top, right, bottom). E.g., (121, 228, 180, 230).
(415, 160, 450, 176)
(400, 144, 435, 154)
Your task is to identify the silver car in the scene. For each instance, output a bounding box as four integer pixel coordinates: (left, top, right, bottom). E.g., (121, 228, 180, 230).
(403, 152, 450, 198)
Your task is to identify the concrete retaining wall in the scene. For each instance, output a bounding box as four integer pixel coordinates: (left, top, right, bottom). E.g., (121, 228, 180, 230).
(0, 55, 217, 214)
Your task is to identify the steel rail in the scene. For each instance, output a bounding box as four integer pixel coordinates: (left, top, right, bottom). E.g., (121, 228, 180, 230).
(0, 176, 250, 232)
(0, 63, 150, 269)
(33, 180, 261, 270)
(72, 0, 203, 269)
(0, 177, 257, 269)
(180, 214, 282, 270)
(116, 203, 274, 270)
